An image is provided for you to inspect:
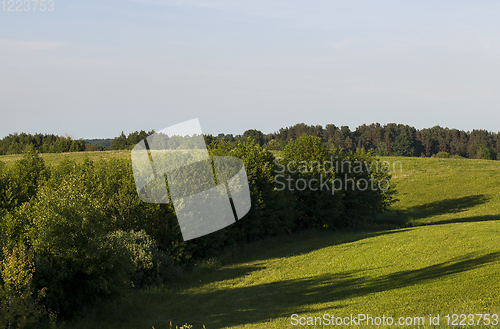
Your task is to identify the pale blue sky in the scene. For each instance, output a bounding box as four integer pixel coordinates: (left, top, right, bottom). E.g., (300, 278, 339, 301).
(1, 0, 500, 139)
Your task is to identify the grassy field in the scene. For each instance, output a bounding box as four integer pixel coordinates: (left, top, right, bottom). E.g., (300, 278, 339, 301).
(377, 156, 500, 227)
(0, 150, 131, 167)
(6, 152, 498, 328)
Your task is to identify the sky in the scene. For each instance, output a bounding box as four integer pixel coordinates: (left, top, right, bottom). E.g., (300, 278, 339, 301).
(1, 0, 500, 139)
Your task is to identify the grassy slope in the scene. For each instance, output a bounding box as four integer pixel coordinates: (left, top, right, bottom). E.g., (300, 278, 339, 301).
(377, 156, 500, 227)
(33, 155, 500, 328)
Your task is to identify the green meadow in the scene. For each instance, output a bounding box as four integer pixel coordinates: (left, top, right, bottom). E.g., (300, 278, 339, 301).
(0, 150, 131, 167)
(48, 155, 499, 329)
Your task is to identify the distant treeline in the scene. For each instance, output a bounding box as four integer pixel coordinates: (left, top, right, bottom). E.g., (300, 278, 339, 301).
(265, 123, 500, 160)
(2, 123, 500, 159)
(0, 131, 155, 155)
(84, 138, 111, 148)
(0, 133, 87, 155)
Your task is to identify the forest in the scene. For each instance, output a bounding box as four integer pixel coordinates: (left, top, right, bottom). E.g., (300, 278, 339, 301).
(1, 123, 499, 160)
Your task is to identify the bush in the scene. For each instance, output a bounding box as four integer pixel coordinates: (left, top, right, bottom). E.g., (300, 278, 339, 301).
(106, 230, 179, 287)
(264, 139, 281, 151)
(183, 138, 288, 260)
(0, 146, 48, 212)
(376, 142, 388, 156)
(340, 149, 397, 225)
(279, 135, 396, 229)
(433, 152, 451, 158)
(279, 134, 342, 229)
(14, 177, 131, 316)
(227, 138, 294, 240)
(477, 146, 492, 160)
(0, 245, 46, 328)
(3, 158, 182, 316)
(46, 158, 180, 262)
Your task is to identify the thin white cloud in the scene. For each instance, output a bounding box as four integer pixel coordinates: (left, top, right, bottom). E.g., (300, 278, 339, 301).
(334, 41, 355, 51)
(0, 38, 64, 51)
(130, 0, 226, 9)
(126, 0, 333, 20)
(129, 0, 247, 9)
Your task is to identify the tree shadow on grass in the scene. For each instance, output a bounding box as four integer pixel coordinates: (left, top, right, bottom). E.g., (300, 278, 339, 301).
(166, 251, 500, 328)
(376, 194, 492, 226)
(185, 229, 411, 289)
(234, 229, 412, 264)
(404, 195, 490, 219)
(429, 214, 500, 226)
(145, 195, 499, 328)
(187, 196, 495, 291)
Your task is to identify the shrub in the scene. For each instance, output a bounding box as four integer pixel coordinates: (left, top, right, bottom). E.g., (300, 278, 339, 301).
(0, 245, 46, 328)
(280, 135, 396, 229)
(14, 177, 131, 316)
(0, 146, 48, 212)
(477, 146, 492, 160)
(280, 134, 342, 229)
(340, 149, 397, 225)
(376, 142, 388, 156)
(106, 230, 179, 287)
(264, 139, 281, 151)
(184, 138, 285, 259)
(433, 152, 451, 158)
